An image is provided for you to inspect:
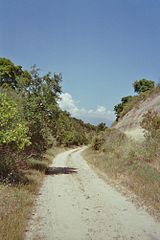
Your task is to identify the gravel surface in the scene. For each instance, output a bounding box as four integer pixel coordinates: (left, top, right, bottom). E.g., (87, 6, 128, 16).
(25, 148, 160, 240)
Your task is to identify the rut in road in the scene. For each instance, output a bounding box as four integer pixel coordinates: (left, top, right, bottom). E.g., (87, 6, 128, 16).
(25, 147, 160, 240)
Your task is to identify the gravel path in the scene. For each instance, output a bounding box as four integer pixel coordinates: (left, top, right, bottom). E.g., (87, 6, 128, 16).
(25, 148, 160, 240)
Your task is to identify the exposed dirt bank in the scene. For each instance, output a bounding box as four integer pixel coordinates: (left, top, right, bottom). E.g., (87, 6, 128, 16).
(114, 93, 160, 141)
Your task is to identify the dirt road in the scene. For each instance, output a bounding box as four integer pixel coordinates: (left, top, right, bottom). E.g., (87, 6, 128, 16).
(25, 148, 160, 240)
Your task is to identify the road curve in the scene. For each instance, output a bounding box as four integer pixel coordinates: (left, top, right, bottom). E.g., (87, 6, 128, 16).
(25, 147, 160, 240)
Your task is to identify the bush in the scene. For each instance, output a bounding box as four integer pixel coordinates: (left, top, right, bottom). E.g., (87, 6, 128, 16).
(0, 152, 28, 183)
(0, 92, 30, 149)
(63, 131, 88, 147)
(92, 134, 105, 151)
(0, 154, 17, 180)
(140, 111, 160, 160)
(133, 79, 155, 94)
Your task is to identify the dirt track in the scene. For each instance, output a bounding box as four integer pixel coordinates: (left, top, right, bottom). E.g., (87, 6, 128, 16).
(25, 148, 160, 240)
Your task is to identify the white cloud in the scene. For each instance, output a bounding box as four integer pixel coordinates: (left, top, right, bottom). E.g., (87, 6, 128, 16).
(58, 92, 115, 125)
(96, 105, 106, 113)
(58, 92, 79, 114)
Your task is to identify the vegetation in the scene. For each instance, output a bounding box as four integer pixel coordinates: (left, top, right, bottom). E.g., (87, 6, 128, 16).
(85, 101, 160, 219)
(133, 79, 155, 94)
(0, 57, 97, 239)
(0, 57, 97, 183)
(0, 146, 64, 240)
(114, 95, 133, 120)
(1, 57, 159, 237)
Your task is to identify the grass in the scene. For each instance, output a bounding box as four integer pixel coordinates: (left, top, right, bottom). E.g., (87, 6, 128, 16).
(84, 129, 160, 219)
(0, 146, 65, 240)
(27, 158, 48, 172)
(0, 171, 42, 240)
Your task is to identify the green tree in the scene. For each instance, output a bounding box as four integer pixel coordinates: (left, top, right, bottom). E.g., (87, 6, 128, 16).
(97, 122, 107, 131)
(133, 79, 155, 94)
(114, 96, 133, 120)
(0, 58, 32, 90)
(0, 92, 30, 149)
(121, 96, 133, 104)
(22, 66, 62, 152)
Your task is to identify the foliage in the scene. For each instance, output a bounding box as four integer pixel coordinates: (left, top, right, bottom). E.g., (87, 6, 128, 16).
(56, 111, 89, 146)
(63, 131, 88, 146)
(0, 58, 32, 90)
(133, 79, 155, 94)
(0, 57, 96, 181)
(114, 95, 133, 120)
(92, 133, 105, 151)
(0, 92, 30, 149)
(96, 122, 107, 131)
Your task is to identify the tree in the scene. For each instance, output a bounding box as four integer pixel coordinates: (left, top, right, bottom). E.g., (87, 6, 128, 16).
(114, 95, 133, 121)
(0, 58, 32, 90)
(0, 92, 30, 149)
(133, 79, 155, 94)
(121, 96, 133, 104)
(22, 66, 62, 152)
(97, 122, 107, 131)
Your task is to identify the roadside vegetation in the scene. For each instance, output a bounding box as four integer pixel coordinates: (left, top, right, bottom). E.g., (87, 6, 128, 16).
(0, 57, 97, 239)
(0, 57, 97, 182)
(85, 79, 160, 219)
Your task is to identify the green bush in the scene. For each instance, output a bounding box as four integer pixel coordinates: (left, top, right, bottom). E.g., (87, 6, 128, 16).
(0, 92, 30, 149)
(62, 131, 88, 147)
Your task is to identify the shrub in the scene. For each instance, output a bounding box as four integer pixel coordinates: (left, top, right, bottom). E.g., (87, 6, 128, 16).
(63, 131, 88, 147)
(0, 93, 30, 149)
(92, 134, 105, 151)
(140, 111, 160, 160)
(0, 152, 28, 183)
(133, 79, 155, 94)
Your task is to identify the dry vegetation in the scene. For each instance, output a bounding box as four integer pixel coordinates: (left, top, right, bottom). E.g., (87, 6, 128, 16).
(84, 123, 160, 219)
(0, 147, 65, 240)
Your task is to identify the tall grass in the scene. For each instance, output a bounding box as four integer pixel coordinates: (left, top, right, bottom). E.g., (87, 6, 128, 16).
(0, 172, 41, 240)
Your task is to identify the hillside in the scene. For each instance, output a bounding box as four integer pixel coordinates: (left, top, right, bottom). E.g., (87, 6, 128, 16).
(114, 90, 160, 140)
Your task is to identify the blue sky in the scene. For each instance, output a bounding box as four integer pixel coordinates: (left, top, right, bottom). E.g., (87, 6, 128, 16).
(1, 0, 160, 125)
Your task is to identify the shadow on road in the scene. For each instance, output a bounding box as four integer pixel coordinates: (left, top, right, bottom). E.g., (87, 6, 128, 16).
(45, 167, 78, 175)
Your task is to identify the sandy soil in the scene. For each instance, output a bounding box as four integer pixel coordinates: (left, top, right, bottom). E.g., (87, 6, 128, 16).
(124, 127, 146, 141)
(25, 148, 160, 240)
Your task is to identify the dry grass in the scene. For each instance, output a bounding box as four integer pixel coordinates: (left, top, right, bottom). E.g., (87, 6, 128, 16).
(84, 129, 160, 220)
(0, 146, 65, 240)
(0, 171, 42, 240)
